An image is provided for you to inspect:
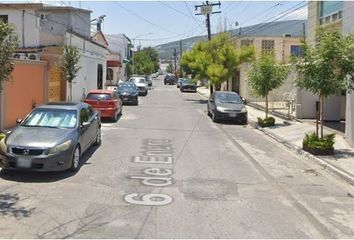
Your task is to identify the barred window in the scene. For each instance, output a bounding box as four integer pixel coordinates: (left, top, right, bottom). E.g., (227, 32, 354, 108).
(241, 39, 253, 47)
(261, 40, 274, 53)
(0, 15, 8, 23)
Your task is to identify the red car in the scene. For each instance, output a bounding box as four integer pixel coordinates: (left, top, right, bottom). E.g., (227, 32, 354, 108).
(84, 89, 123, 122)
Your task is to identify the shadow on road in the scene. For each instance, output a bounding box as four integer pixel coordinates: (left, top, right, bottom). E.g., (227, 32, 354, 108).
(0, 145, 99, 183)
(0, 193, 35, 218)
(184, 99, 208, 104)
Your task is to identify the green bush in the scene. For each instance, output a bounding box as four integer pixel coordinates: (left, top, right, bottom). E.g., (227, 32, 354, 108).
(303, 132, 335, 150)
(258, 117, 275, 127)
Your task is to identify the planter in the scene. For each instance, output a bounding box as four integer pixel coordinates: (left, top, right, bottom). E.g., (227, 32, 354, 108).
(302, 143, 334, 156)
(258, 117, 275, 128)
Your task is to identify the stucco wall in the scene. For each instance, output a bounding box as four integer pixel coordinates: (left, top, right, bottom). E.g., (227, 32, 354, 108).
(3, 60, 47, 129)
(0, 8, 40, 48)
(64, 32, 108, 102)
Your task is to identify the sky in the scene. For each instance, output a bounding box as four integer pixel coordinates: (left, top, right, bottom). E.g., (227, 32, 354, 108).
(32, 1, 308, 47)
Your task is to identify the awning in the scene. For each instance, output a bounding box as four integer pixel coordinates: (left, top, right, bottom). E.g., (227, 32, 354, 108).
(107, 60, 122, 67)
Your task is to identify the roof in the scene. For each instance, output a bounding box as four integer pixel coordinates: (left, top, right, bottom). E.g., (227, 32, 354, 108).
(92, 31, 109, 47)
(87, 89, 114, 94)
(0, 3, 92, 13)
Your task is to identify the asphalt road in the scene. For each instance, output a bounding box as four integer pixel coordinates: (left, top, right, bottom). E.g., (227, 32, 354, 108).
(1, 76, 354, 238)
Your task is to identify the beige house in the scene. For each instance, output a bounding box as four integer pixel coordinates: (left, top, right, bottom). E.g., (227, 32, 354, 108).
(224, 32, 303, 106)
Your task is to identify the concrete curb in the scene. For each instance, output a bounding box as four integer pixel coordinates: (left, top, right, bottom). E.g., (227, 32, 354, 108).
(257, 126, 354, 186)
(196, 89, 354, 186)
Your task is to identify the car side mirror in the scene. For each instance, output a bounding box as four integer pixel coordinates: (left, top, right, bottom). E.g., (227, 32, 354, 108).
(241, 97, 246, 104)
(209, 99, 214, 103)
(16, 118, 23, 125)
(81, 121, 91, 128)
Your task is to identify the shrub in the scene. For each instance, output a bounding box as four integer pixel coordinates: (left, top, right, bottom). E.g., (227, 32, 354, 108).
(258, 117, 275, 128)
(303, 132, 335, 151)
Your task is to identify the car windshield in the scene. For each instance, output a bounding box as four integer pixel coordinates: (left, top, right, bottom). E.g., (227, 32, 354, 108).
(118, 84, 137, 92)
(216, 93, 243, 104)
(130, 78, 145, 83)
(22, 108, 77, 128)
(183, 80, 194, 84)
(86, 93, 111, 100)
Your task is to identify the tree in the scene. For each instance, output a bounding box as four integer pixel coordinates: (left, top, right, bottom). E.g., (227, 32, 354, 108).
(180, 32, 254, 94)
(248, 52, 290, 118)
(0, 22, 18, 93)
(62, 45, 81, 101)
(294, 29, 354, 138)
(127, 47, 159, 76)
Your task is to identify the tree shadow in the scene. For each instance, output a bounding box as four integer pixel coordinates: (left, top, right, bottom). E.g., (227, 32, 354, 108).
(0, 145, 99, 183)
(184, 99, 208, 104)
(0, 193, 34, 218)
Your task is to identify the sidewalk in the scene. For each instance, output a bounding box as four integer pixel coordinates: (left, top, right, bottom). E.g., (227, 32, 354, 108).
(197, 86, 354, 185)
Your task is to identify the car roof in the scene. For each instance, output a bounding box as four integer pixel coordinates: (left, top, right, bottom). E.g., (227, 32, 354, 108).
(87, 89, 113, 94)
(215, 91, 239, 95)
(37, 102, 83, 110)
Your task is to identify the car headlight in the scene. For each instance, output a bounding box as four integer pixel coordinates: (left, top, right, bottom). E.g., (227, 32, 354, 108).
(48, 140, 72, 155)
(216, 106, 226, 112)
(0, 138, 7, 153)
(241, 107, 247, 113)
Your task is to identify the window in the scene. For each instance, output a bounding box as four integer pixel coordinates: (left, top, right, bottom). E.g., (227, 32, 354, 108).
(319, 1, 342, 25)
(320, 1, 342, 17)
(290, 45, 302, 57)
(262, 40, 274, 53)
(80, 108, 89, 124)
(241, 39, 253, 47)
(106, 68, 113, 81)
(0, 15, 8, 24)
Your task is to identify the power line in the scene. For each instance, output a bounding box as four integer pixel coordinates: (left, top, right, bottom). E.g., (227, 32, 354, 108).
(184, 1, 204, 28)
(113, 2, 178, 35)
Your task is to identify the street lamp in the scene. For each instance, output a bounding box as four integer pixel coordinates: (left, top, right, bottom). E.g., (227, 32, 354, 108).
(132, 32, 153, 75)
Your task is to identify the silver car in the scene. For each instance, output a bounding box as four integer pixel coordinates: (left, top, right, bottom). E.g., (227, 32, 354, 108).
(129, 77, 148, 96)
(0, 102, 101, 172)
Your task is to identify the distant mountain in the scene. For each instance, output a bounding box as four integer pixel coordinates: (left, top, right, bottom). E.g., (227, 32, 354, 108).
(155, 20, 307, 60)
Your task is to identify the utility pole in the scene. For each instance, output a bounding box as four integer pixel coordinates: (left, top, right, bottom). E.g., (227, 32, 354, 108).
(173, 48, 177, 75)
(195, 1, 221, 95)
(179, 40, 183, 77)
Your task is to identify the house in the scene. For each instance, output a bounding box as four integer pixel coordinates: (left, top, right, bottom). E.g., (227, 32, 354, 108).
(224, 20, 304, 107)
(306, 1, 354, 146)
(105, 34, 132, 82)
(0, 3, 108, 129)
(0, 3, 108, 103)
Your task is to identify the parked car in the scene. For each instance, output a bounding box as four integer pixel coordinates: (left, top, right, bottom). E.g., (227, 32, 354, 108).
(84, 89, 122, 122)
(146, 76, 153, 87)
(0, 102, 101, 172)
(164, 74, 177, 85)
(207, 91, 248, 124)
(180, 79, 197, 92)
(117, 82, 139, 105)
(177, 78, 184, 88)
(129, 77, 148, 96)
(151, 73, 158, 79)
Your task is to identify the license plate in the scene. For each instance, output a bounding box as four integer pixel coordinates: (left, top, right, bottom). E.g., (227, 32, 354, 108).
(17, 158, 32, 168)
(123, 98, 128, 101)
(229, 113, 237, 117)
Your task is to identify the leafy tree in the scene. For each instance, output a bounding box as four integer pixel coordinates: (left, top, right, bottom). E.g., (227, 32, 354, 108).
(62, 45, 81, 101)
(166, 63, 173, 73)
(180, 32, 253, 94)
(0, 22, 18, 93)
(127, 47, 159, 76)
(143, 47, 160, 72)
(248, 52, 290, 118)
(294, 29, 354, 138)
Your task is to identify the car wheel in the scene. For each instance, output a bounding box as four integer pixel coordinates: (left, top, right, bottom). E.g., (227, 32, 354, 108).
(207, 106, 212, 117)
(212, 110, 218, 123)
(145, 91, 148, 96)
(70, 145, 81, 172)
(113, 111, 118, 122)
(94, 128, 101, 146)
